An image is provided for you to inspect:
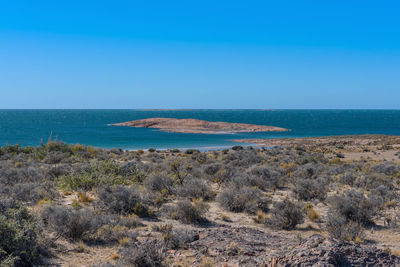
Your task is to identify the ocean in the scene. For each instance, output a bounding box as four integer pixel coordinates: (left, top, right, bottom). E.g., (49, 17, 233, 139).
(0, 109, 400, 150)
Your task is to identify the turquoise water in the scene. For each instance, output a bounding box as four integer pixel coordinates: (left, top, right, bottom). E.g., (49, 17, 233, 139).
(0, 110, 400, 149)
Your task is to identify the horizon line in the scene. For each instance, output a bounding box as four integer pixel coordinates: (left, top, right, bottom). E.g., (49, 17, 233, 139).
(0, 108, 400, 111)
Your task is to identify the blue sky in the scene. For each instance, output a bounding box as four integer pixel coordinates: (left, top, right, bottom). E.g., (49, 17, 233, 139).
(0, 1, 399, 109)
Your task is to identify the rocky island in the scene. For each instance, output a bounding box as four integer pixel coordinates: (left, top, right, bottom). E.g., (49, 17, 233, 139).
(112, 117, 289, 134)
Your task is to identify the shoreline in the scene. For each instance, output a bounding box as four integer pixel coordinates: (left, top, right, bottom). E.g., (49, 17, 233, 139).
(233, 134, 400, 146)
(110, 134, 400, 152)
(125, 143, 264, 152)
(120, 134, 400, 151)
(4, 134, 400, 152)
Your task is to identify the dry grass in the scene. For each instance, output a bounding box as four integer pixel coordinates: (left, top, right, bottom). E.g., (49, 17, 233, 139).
(254, 210, 267, 224)
(77, 192, 94, 204)
(306, 207, 320, 222)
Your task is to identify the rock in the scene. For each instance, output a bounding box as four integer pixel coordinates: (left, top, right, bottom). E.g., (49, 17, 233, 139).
(272, 234, 400, 267)
(187, 224, 297, 267)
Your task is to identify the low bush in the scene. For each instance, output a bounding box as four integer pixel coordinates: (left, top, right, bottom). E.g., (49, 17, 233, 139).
(95, 224, 139, 245)
(203, 163, 222, 176)
(0, 200, 44, 266)
(156, 225, 199, 249)
(355, 173, 393, 191)
(293, 178, 327, 201)
(326, 212, 364, 242)
(11, 182, 59, 203)
(266, 199, 304, 230)
(46, 164, 72, 179)
(175, 200, 208, 224)
(109, 148, 123, 155)
(217, 186, 270, 214)
(45, 140, 73, 154)
(214, 165, 238, 184)
(338, 173, 356, 186)
(59, 160, 143, 190)
(118, 238, 166, 267)
(119, 162, 147, 183)
(185, 149, 200, 154)
(44, 151, 69, 165)
(0, 144, 22, 156)
(178, 179, 214, 200)
(291, 163, 322, 179)
(249, 166, 282, 190)
(225, 150, 263, 167)
(371, 162, 400, 176)
(144, 173, 174, 194)
(0, 165, 44, 185)
(370, 185, 398, 204)
(145, 152, 165, 163)
(97, 186, 151, 217)
(41, 205, 103, 241)
(329, 189, 378, 226)
(59, 172, 101, 191)
(169, 160, 189, 185)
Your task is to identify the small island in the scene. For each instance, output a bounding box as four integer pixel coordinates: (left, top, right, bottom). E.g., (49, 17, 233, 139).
(112, 117, 289, 134)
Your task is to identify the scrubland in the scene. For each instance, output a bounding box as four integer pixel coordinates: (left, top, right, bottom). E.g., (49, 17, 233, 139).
(1, 135, 400, 266)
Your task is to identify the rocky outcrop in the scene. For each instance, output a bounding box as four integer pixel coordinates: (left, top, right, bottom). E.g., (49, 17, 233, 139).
(272, 234, 400, 267)
(168, 226, 400, 266)
(112, 118, 289, 134)
(185, 224, 297, 266)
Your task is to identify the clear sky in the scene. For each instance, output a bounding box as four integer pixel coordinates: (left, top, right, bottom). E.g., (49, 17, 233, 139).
(0, 1, 399, 109)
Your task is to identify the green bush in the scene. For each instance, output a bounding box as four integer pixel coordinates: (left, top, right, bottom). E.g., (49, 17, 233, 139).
(44, 140, 73, 154)
(59, 172, 102, 191)
(0, 200, 44, 266)
(59, 160, 145, 190)
(1, 144, 22, 155)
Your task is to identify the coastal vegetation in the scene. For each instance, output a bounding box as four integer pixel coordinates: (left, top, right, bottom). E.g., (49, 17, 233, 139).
(1, 135, 400, 266)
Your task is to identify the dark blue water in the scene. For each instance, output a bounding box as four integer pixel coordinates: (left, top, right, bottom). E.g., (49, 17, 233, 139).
(0, 110, 399, 149)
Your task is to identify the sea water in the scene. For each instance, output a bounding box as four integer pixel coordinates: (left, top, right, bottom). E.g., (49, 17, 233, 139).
(0, 109, 400, 150)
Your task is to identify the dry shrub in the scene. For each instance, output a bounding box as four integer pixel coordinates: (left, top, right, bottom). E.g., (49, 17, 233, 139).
(326, 213, 364, 242)
(41, 205, 103, 241)
(178, 178, 214, 200)
(217, 186, 270, 214)
(175, 199, 209, 224)
(266, 199, 304, 230)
